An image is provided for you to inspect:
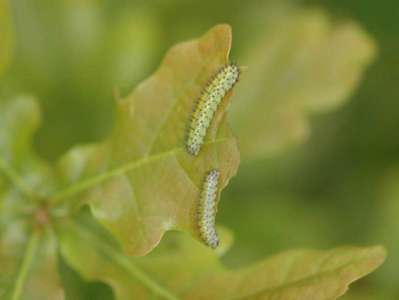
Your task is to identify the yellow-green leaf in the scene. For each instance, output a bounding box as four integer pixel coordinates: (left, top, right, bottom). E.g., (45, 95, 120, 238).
(0, 97, 61, 300)
(58, 216, 386, 300)
(183, 246, 385, 300)
(0, 97, 41, 166)
(0, 97, 55, 198)
(231, 8, 377, 158)
(0, 229, 63, 300)
(55, 24, 240, 256)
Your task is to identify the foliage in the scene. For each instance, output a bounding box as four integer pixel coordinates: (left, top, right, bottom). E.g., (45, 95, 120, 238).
(0, 1, 391, 299)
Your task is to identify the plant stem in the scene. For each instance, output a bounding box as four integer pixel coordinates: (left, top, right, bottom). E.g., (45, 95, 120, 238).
(11, 230, 40, 300)
(0, 157, 32, 199)
(77, 224, 180, 300)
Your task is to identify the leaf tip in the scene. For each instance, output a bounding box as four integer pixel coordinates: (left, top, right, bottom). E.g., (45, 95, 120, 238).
(206, 23, 233, 59)
(367, 245, 387, 266)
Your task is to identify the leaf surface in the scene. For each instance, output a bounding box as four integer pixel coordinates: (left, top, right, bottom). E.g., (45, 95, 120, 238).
(55, 24, 240, 256)
(58, 215, 386, 300)
(0, 97, 62, 299)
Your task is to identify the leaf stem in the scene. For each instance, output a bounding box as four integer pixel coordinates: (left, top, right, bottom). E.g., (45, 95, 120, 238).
(77, 224, 180, 300)
(0, 157, 32, 199)
(51, 137, 229, 204)
(52, 149, 179, 203)
(11, 230, 40, 300)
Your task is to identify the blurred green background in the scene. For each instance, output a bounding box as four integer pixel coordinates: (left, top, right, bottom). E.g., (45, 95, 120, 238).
(1, 0, 398, 299)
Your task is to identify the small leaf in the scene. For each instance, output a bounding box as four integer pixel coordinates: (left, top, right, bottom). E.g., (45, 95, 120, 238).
(0, 97, 42, 263)
(231, 8, 377, 158)
(0, 96, 56, 199)
(21, 233, 64, 300)
(58, 215, 386, 300)
(55, 24, 240, 256)
(0, 230, 63, 300)
(0, 97, 52, 246)
(0, 96, 40, 165)
(0, 97, 61, 299)
(58, 254, 115, 300)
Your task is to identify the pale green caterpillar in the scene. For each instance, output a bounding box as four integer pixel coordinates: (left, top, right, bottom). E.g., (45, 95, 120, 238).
(197, 169, 220, 248)
(186, 64, 240, 156)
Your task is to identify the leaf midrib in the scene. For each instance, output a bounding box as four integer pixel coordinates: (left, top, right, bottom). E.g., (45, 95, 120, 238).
(52, 137, 230, 204)
(234, 249, 383, 300)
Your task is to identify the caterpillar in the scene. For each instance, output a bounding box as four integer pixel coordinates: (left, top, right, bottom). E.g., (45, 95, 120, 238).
(186, 64, 240, 156)
(197, 169, 220, 248)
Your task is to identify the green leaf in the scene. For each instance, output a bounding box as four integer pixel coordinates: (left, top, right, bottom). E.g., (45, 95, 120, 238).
(231, 8, 377, 158)
(0, 96, 47, 244)
(0, 0, 13, 77)
(0, 229, 64, 300)
(54, 24, 240, 256)
(0, 97, 40, 165)
(0, 96, 55, 199)
(0, 97, 62, 300)
(58, 214, 386, 300)
(58, 254, 115, 300)
(58, 213, 180, 300)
